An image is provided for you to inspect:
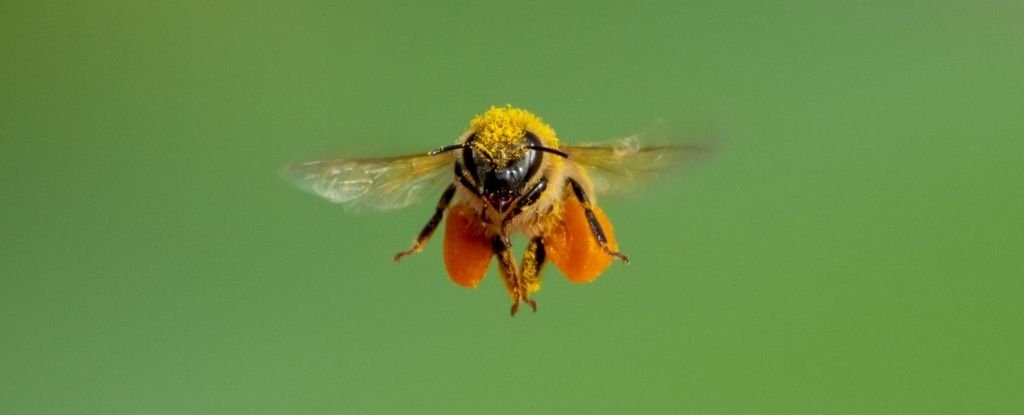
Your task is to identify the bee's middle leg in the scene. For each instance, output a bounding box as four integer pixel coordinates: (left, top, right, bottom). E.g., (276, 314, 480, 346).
(394, 184, 457, 262)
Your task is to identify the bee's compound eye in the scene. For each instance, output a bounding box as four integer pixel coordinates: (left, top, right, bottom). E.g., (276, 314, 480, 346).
(460, 136, 486, 188)
(467, 149, 493, 190)
(524, 131, 543, 148)
(520, 132, 544, 185)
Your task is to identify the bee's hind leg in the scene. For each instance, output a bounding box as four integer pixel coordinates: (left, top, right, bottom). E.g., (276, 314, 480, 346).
(567, 178, 630, 263)
(394, 184, 457, 262)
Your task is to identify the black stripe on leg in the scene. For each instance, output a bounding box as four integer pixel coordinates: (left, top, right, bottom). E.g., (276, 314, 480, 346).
(532, 237, 546, 272)
(569, 179, 609, 245)
(394, 183, 457, 261)
(568, 178, 629, 263)
(491, 234, 509, 253)
(416, 184, 456, 241)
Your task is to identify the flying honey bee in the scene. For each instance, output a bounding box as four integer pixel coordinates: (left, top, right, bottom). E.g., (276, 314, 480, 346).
(284, 106, 709, 315)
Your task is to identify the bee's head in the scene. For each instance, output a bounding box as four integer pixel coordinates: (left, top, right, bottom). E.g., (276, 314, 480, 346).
(464, 132, 542, 212)
(456, 106, 566, 212)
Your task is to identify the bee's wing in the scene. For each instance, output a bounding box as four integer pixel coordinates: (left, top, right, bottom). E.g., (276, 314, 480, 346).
(562, 135, 712, 196)
(282, 151, 456, 211)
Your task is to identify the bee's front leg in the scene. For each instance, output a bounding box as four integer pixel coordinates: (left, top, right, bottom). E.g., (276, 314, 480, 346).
(495, 178, 549, 315)
(492, 235, 533, 316)
(567, 178, 630, 263)
(520, 236, 546, 297)
(394, 184, 457, 262)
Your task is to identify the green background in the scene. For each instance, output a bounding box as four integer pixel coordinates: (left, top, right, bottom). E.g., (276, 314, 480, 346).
(3, 1, 1022, 413)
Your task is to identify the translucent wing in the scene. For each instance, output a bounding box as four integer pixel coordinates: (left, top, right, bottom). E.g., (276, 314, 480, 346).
(282, 151, 456, 211)
(563, 135, 712, 196)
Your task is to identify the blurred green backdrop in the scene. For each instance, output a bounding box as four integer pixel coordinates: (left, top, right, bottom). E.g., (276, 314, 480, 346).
(3, 1, 1022, 414)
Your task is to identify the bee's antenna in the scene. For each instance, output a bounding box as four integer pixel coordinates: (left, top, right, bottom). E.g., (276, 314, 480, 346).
(429, 143, 466, 156)
(526, 145, 569, 159)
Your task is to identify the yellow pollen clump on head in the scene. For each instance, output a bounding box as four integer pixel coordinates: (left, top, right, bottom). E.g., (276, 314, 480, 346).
(468, 106, 559, 162)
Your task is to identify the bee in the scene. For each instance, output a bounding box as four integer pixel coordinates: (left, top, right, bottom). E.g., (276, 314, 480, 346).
(284, 106, 707, 315)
